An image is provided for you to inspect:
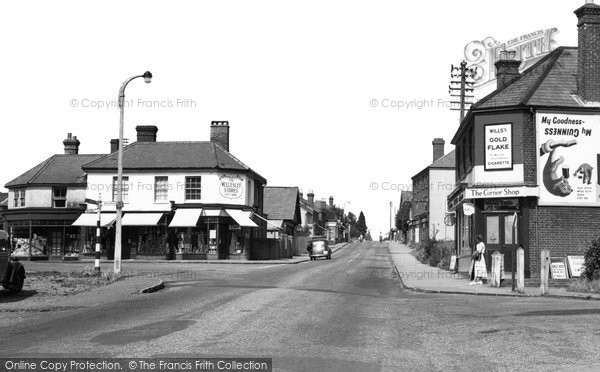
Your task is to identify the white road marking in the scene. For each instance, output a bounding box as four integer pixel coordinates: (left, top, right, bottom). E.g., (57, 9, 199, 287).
(347, 252, 361, 263)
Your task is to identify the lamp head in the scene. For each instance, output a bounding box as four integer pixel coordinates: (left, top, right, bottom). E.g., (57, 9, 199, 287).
(143, 71, 152, 83)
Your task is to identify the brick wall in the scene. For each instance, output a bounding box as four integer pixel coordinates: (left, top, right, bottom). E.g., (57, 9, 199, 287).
(527, 199, 600, 277)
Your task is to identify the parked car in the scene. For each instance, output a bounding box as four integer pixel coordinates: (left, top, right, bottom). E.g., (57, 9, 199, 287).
(307, 237, 331, 260)
(0, 230, 25, 293)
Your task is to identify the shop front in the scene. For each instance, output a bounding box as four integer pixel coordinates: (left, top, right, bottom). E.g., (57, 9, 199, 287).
(3, 210, 83, 260)
(168, 208, 258, 260)
(449, 185, 537, 276)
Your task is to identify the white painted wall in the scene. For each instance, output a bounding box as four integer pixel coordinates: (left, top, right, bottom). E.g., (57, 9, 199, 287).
(429, 168, 455, 241)
(8, 187, 87, 209)
(86, 171, 258, 212)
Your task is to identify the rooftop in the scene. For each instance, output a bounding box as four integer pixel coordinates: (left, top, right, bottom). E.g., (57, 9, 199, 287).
(5, 154, 104, 188)
(263, 186, 300, 221)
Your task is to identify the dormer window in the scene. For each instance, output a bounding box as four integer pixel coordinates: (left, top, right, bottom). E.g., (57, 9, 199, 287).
(53, 187, 67, 208)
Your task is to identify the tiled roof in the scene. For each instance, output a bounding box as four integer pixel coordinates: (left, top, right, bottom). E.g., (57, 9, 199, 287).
(430, 150, 455, 169)
(263, 186, 300, 221)
(474, 47, 580, 110)
(5, 154, 104, 188)
(85, 142, 246, 170)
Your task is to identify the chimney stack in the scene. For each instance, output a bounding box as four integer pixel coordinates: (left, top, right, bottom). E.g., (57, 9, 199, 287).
(432, 138, 445, 162)
(210, 121, 230, 151)
(136, 125, 158, 142)
(576, 0, 600, 103)
(494, 50, 521, 90)
(63, 133, 80, 155)
(110, 139, 119, 153)
(329, 196, 334, 208)
(307, 191, 314, 206)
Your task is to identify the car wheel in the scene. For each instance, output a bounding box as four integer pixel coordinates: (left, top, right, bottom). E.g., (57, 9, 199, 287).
(8, 267, 25, 293)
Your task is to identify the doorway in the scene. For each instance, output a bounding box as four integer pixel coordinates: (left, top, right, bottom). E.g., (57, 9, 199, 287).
(484, 213, 519, 272)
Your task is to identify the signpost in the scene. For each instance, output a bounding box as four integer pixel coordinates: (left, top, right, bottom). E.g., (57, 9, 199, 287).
(86, 197, 102, 272)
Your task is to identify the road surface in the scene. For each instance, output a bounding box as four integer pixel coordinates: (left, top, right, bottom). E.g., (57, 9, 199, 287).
(2, 242, 600, 371)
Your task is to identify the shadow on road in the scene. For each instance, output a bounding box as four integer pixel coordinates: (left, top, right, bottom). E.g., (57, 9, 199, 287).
(0, 290, 37, 303)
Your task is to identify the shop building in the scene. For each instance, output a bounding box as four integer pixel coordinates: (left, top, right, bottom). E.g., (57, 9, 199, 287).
(263, 186, 301, 239)
(408, 139, 455, 243)
(79, 122, 267, 260)
(448, 1, 600, 277)
(3, 134, 103, 259)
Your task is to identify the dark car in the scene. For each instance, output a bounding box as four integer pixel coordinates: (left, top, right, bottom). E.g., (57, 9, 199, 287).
(307, 237, 331, 260)
(0, 230, 25, 293)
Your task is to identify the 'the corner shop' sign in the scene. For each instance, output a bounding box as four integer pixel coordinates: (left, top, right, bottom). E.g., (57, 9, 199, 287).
(465, 186, 538, 199)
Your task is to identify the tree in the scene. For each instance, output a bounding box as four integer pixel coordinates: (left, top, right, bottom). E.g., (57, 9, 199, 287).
(356, 211, 368, 236)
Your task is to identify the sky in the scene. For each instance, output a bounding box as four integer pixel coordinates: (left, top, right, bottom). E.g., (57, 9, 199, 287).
(0, 1, 583, 235)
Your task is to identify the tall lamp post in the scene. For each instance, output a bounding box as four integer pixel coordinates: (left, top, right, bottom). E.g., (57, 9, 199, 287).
(114, 71, 152, 274)
(341, 201, 351, 241)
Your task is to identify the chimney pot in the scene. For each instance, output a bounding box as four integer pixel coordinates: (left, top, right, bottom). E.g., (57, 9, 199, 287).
(575, 1, 600, 102)
(307, 191, 315, 206)
(110, 139, 120, 153)
(329, 196, 334, 208)
(135, 125, 158, 142)
(494, 51, 521, 90)
(432, 138, 445, 162)
(63, 133, 80, 155)
(210, 121, 230, 151)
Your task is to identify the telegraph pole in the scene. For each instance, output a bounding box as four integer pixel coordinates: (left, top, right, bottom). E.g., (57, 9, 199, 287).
(449, 61, 477, 122)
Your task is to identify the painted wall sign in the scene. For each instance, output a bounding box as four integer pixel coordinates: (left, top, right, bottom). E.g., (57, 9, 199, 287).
(465, 186, 538, 199)
(484, 123, 513, 170)
(464, 28, 559, 87)
(537, 112, 600, 206)
(219, 175, 244, 199)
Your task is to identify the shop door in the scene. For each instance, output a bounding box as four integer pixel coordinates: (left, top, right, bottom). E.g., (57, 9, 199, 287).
(50, 231, 62, 257)
(484, 214, 519, 272)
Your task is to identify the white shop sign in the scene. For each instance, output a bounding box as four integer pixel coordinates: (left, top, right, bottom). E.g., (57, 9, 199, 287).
(485, 123, 513, 171)
(465, 186, 538, 199)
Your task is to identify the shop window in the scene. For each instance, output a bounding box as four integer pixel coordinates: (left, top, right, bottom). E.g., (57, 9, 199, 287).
(504, 215, 518, 245)
(112, 176, 129, 202)
(52, 187, 67, 208)
(486, 216, 500, 244)
(154, 176, 169, 202)
(185, 177, 202, 200)
(13, 189, 25, 208)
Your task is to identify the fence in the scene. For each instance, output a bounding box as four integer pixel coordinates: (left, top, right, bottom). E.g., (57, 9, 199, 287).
(251, 235, 310, 260)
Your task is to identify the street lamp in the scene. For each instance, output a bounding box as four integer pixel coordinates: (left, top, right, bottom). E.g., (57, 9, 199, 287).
(114, 71, 152, 274)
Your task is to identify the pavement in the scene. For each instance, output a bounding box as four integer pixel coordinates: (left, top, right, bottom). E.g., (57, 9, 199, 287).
(5, 241, 600, 370)
(388, 241, 600, 300)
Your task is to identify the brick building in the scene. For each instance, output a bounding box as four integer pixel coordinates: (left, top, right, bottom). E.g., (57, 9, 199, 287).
(448, 1, 600, 277)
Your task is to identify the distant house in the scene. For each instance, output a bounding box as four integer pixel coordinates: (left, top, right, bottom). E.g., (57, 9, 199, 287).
(298, 191, 315, 235)
(3, 134, 104, 259)
(398, 190, 412, 242)
(263, 186, 301, 239)
(0, 192, 8, 230)
(408, 138, 455, 243)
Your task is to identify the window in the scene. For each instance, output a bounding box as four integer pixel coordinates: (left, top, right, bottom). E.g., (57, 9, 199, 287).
(112, 176, 129, 202)
(13, 189, 25, 208)
(185, 177, 202, 200)
(253, 183, 263, 209)
(53, 187, 67, 208)
(154, 176, 169, 202)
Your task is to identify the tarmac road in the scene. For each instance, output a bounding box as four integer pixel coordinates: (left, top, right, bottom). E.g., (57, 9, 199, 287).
(2, 242, 600, 371)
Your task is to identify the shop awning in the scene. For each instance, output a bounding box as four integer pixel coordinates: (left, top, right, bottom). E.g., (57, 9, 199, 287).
(225, 209, 258, 228)
(169, 209, 202, 227)
(71, 213, 116, 227)
(266, 219, 284, 230)
(202, 209, 224, 217)
(122, 213, 164, 226)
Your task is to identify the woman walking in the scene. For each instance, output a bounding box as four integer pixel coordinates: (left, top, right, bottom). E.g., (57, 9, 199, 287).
(470, 235, 487, 285)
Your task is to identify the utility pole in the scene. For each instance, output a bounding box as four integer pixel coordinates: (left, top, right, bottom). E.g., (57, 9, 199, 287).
(449, 61, 477, 122)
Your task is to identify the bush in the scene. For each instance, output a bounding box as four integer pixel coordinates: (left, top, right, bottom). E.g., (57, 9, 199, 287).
(583, 237, 600, 281)
(411, 238, 455, 269)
